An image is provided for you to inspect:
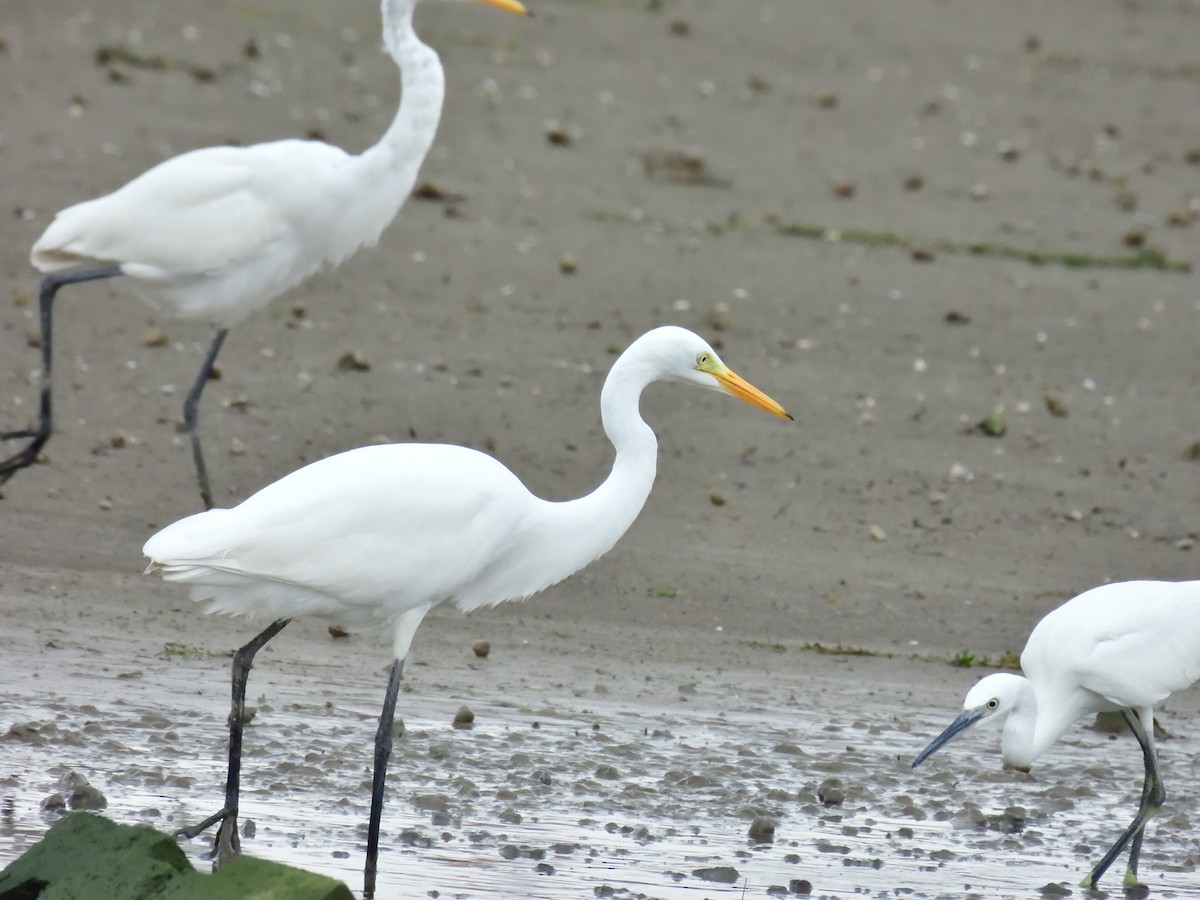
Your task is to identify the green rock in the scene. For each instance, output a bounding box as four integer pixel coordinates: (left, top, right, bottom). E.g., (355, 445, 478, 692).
(0, 812, 192, 899)
(157, 856, 354, 900)
(0, 813, 354, 900)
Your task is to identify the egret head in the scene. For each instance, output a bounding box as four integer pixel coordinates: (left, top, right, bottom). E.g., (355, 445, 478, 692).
(634, 326, 792, 420)
(911, 672, 1025, 768)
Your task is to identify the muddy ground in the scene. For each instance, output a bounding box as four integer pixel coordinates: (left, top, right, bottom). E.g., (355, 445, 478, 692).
(2, 0, 1200, 896)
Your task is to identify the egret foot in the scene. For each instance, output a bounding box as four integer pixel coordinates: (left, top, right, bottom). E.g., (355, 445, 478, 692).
(0, 431, 48, 483)
(175, 808, 241, 865)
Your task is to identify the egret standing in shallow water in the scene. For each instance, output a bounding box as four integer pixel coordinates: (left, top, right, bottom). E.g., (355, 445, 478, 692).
(1, 0, 531, 508)
(143, 325, 791, 897)
(912, 579, 1200, 890)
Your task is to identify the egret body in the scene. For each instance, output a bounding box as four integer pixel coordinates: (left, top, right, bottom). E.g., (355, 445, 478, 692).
(912, 579, 1200, 889)
(143, 326, 792, 896)
(2, 0, 530, 507)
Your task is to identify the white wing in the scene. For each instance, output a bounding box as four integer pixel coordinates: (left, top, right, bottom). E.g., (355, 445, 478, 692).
(32, 140, 355, 277)
(144, 443, 541, 626)
(1025, 580, 1200, 710)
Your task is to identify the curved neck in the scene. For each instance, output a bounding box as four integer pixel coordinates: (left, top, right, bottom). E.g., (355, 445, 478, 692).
(360, 1, 445, 188)
(535, 353, 661, 583)
(1001, 678, 1066, 770)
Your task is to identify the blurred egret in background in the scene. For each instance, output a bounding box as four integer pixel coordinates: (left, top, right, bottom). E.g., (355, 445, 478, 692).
(2, 0, 531, 508)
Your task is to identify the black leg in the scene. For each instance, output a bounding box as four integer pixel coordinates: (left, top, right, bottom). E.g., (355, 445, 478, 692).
(0, 267, 122, 483)
(1082, 708, 1165, 889)
(364, 658, 405, 900)
(176, 617, 291, 865)
(183, 328, 229, 511)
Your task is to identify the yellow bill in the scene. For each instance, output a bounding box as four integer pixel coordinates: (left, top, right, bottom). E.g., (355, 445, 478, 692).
(713, 368, 792, 420)
(473, 0, 532, 15)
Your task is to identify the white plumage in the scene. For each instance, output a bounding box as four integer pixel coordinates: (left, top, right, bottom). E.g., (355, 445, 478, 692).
(3, 0, 530, 506)
(143, 326, 790, 893)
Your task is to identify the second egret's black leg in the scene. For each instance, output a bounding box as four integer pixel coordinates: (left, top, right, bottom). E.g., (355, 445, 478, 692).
(183, 328, 229, 510)
(0, 267, 122, 483)
(364, 657, 405, 900)
(176, 617, 291, 865)
(1081, 708, 1165, 889)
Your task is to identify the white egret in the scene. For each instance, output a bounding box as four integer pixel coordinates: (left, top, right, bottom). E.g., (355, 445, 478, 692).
(1, 0, 531, 508)
(143, 325, 791, 897)
(912, 579, 1200, 890)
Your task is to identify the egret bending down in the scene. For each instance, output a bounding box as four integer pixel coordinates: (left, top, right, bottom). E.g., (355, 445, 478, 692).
(144, 326, 791, 897)
(912, 580, 1200, 890)
(1, 0, 530, 508)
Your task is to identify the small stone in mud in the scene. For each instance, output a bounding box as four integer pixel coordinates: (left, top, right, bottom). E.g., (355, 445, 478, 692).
(499, 844, 520, 860)
(242, 818, 256, 838)
(692, 866, 739, 884)
(1039, 884, 1072, 897)
(903, 173, 924, 191)
(944, 310, 970, 325)
(1044, 393, 1069, 418)
(110, 430, 134, 449)
(1185, 441, 1200, 461)
(748, 816, 776, 842)
(832, 180, 856, 199)
(40, 793, 66, 812)
(453, 706, 475, 729)
(668, 18, 690, 36)
(472, 639, 491, 658)
(789, 879, 813, 895)
(545, 124, 573, 146)
(328, 624, 350, 639)
(534, 862, 555, 875)
(709, 491, 726, 507)
(818, 778, 845, 806)
(66, 773, 107, 810)
(594, 764, 620, 780)
(142, 328, 169, 347)
(559, 254, 578, 275)
(336, 350, 372, 372)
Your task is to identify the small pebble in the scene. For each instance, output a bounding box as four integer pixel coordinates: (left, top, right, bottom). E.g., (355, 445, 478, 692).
(453, 706, 475, 729)
(472, 639, 491, 658)
(1044, 393, 1069, 418)
(142, 328, 168, 347)
(337, 350, 372, 372)
(818, 778, 845, 806)
(748, 816, 776, 842)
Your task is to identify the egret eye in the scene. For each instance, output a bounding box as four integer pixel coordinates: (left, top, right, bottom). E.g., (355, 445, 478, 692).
(696, 352, 711, 366)
(987, 698, 999, 710)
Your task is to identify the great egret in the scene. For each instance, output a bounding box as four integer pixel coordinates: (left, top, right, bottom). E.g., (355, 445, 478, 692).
(911, 579, 1200, 890)
(1, 0, 531, 508)
(143, 325, 791, 896)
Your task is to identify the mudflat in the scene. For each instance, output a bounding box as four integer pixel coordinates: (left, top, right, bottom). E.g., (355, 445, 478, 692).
(2, 1, 1199, 896)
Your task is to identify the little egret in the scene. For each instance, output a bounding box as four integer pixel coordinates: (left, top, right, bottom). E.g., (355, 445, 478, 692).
(911, 579, 1200, 890)
(1, 0, 530, 508)
(143, 325, 791, 896)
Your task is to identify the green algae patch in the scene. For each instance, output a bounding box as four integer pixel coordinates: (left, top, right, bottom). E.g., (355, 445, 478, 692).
(0, 812, 190, 899)
(0, 813, 353, 900)
(157, 856, 354, 900)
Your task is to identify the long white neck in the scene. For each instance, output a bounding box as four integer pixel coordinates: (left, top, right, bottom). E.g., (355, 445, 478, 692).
(1000, 677, 1068, 770)
(346, 0, 445, 248)
(535, 351, 662, 583)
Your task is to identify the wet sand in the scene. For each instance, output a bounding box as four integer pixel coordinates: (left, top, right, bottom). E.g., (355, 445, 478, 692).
(3, 0, 1200, 896)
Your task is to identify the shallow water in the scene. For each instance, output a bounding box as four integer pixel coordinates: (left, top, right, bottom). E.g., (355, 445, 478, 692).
(3, 659, 1199, 900)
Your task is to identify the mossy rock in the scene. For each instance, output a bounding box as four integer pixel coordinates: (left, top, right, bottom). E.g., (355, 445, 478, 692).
(0, 812, 354, 900)
(0, 812, 191, 899)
